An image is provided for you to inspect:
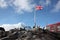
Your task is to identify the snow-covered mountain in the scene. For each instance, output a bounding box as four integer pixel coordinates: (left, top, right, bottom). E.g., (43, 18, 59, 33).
(0, 23, 26, 31)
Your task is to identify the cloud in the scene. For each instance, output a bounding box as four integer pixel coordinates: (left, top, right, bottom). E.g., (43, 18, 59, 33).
(0, 23, 26, 31)
(51, 0, 60, 12)
(39, 0, 51, 6)
(0, 0, 36, 13)
(12, 0, 35, 13)
(46, 0, 51, 6)
(0, 0, 8, 8)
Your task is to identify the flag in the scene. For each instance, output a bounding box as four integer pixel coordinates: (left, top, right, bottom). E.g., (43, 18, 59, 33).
(36, 6, 43, 10)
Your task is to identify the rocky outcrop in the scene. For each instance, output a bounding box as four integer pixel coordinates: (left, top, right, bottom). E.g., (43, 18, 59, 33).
(0, 27, 60, 40)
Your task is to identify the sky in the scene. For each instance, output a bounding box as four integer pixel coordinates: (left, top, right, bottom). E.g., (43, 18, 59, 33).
(0, 0, 60, 30)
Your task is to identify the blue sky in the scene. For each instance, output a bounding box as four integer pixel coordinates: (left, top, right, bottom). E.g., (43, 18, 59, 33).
(0, 0, 60, 27)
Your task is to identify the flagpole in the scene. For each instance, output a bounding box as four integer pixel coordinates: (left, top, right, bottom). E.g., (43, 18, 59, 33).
(34, 5, 43, 27)
(34, 8, 36, 27)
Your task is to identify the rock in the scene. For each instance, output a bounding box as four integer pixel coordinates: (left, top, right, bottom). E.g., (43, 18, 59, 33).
(0, 28, 59, 40)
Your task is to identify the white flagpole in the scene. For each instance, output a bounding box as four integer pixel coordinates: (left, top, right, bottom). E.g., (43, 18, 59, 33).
(34, 5, 43, 28)
(34, 8, 36, 27)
